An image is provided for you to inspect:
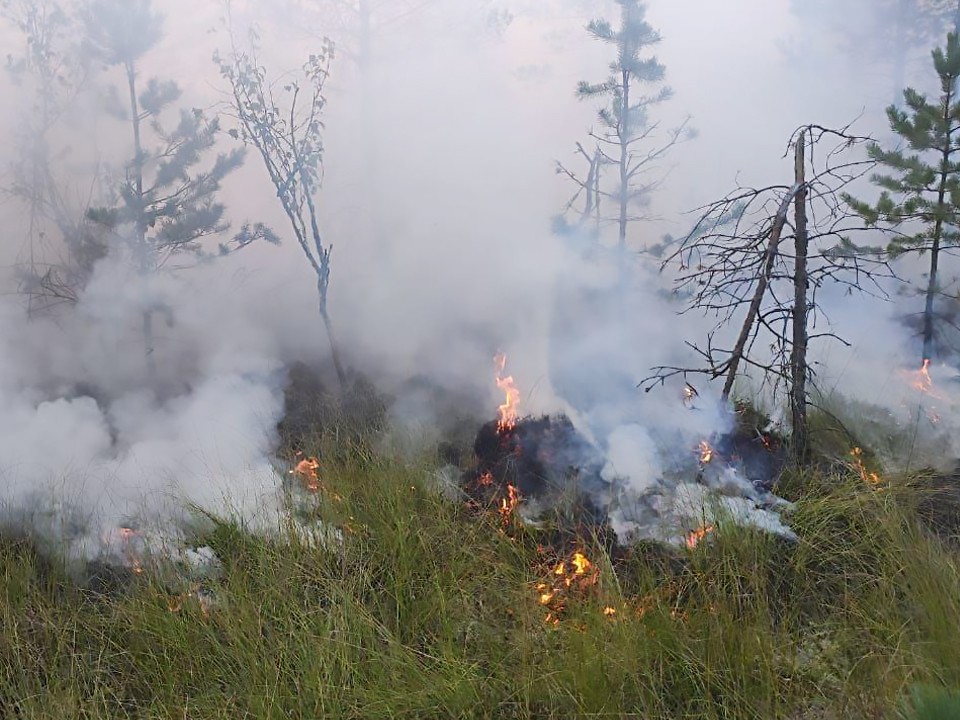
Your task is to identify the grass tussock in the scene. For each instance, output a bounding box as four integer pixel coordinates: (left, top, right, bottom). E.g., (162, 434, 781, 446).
(2, 441, 960, 719)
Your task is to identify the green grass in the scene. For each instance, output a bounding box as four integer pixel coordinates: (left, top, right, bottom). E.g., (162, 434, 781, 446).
(2, 441, 960, 719)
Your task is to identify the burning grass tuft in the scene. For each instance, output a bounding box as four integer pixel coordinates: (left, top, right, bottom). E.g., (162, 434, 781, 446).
(1, 443, 960, 718)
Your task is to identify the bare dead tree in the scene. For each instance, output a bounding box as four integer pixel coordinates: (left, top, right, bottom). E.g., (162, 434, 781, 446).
(215, 29, 347, 389)
(555, 142, 603, 240)
(641, 124, 891, 462)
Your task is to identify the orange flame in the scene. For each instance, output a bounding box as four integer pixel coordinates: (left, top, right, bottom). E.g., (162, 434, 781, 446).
(906, 359, 944, 425)
(498, 484, 521, 524)
(603, 606, 617, 617)
(570, 551, 591, 577)
(494, 352, 520, 433)
(698, 441, 714, 464)
(291, 453, 321, 492)
(914, 358, 933, 394)
(850, 447, 881, 485)
(686, 524, 715, 549)
(535, 549, 600, 624)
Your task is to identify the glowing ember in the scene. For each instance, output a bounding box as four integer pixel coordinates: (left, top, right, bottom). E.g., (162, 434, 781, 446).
(290, 453, 321, 492)
(494, 351, 520, 433)
(478, 471, 494, 487)
(682, 383, 698, 406)
(850, 447, 881, 485)
(698, 440, 714, 464)
(686, 524, 715, 549)
(498, 484, 521, 524)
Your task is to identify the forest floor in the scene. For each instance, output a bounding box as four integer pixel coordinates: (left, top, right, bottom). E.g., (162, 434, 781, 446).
(2, 419, 960, 719)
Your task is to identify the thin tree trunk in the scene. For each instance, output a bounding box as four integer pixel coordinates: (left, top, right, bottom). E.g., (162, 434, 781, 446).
(618, 66, 630, 252)
(790, 133, 809, 464)
(923, 238, 942, 364)
(892, 0, 909, 106)
(579, 150, 597, 227)
(126, 60, 156, 381)
(125, 61, 146, 258)
(721, 186, 802, 400)
(593, 147, 602, 241)
(318, 283, 346, 390)
(617, 0, 632, 252)
(142, 309, 156, 379)
(923, 67, 955, 364)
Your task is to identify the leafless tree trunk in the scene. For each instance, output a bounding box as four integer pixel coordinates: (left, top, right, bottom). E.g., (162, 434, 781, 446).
(124, 59, 157, 380)
(790, 133, 809, 463)
(642, 124, 889, 467)
(617, 65, 630, 252)
(721, 189, 798, 400)
(216, 37, 347, 390)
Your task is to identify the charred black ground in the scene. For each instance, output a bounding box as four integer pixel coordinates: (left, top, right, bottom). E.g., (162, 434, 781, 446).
(465, 414, 611, 526)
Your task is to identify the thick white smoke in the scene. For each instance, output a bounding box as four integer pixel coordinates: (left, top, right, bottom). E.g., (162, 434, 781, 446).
(1, 0, 955, 566)
(0, 254, 292, 567)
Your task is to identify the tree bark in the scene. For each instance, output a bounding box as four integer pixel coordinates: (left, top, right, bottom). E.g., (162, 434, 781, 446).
(892, 0, 909, 106)
(923, 61, 955, 365)
(142, 309, 156, 380)
(126, 60, 157, 381)
(618, 66, 630, 253)
(125, 61, 147, 262)
(721, 186, 802, 400)
(319, 284, 346, 391)
(790, 133, 809, 464)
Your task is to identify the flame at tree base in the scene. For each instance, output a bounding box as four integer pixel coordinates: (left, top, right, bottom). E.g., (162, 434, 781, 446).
(494, 352, 520, 434)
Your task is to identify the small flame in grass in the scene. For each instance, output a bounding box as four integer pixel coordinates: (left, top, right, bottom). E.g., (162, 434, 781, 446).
(570, 551, 591, 577)
(536, 550, 600, 624)
(603, 606, 617, 617)
(498, 484, 521, 524)
(698, 441, 714, 464)
(291, 453, 321, 492)
(850, 447, 881, 485)
(686, 524, 715, 550)
(494, 352, 520, 433)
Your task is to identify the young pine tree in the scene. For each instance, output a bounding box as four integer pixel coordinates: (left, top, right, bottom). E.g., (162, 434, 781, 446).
(81, 0, 273, 376)
(845, 32, 960, 366)
(577, 0, 690, 252)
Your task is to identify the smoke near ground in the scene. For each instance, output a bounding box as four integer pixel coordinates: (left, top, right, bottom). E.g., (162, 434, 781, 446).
(0, 0, 954, 565)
